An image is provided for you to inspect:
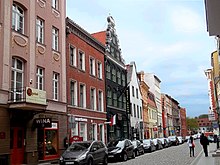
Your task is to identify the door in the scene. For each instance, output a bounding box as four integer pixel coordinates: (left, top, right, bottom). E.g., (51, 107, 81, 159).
(10, 127, 25, 165)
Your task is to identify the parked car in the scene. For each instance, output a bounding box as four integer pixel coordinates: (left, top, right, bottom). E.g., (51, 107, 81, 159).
(59, 141, 108, 165)
(158, 138, 169, 148)
(131, 140, 144, 156)
(208, 136, 214, 143)
(177, 136, 183, 144)
(168, 136, 179, 146)
(152, 138, 163, 150)
(141, 139, 156, 152)
(107, 139, 135, 162)
(185, 136, 190, 142)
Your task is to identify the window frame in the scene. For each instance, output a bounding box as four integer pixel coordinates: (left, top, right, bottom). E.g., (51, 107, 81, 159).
(97, 61, 102, 79)
(79, 83, 86, 108)
(12, 4, 24, 34)
(98, 90, 103, 112)
(70, 80, 77, 106)
(78, 51, 85, 71)
(52, 0, 59, 10)
(53, 72, 59, 100)
(89, 57, 95, 76)
(36, 17, 44, 44)
(52, 27, 59, 51)
(70, 45, 77, 67)
(11, 57, 24, 101)
(90, 87, 96, 110)
(36, 67, 44, 90)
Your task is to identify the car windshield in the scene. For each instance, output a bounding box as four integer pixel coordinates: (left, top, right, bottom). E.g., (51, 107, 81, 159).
(116, 140, 125, 148)
(107, 140, 124, 148)
(68, 142, 91, 152)
(131, 141, 137, 146)
(142, 139, 150, 144)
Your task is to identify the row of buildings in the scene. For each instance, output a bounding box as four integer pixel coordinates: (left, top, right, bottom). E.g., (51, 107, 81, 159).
(204, 0, 220, 136)
(0, 0, 187, 164)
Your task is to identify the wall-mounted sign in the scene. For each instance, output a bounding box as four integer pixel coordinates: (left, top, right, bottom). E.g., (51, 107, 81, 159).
(75, 117, 87, 122)
(69, 136, 83, 143)
(34, 118, 52, 128)
(26, 87, 47, 105)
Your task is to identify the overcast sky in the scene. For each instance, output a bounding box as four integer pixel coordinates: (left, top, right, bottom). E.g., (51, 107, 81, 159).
(66, 0, 216, 117)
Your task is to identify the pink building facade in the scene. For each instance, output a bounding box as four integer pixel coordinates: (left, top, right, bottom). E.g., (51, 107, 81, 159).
(0, 0, 67, 164)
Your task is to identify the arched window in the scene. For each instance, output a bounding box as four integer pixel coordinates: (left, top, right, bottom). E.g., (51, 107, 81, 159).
(11, 57, 24, 101)
(12, 3, 24, 34)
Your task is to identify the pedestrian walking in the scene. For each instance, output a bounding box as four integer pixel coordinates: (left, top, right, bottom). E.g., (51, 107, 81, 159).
(200, 133, 209, 157)
(187, 135, 195, 157)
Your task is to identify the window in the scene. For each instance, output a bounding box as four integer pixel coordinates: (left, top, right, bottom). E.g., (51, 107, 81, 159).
(52, 27, 59, 51)
(70, 45, 76, 67)
(98, 90, 103, 112)
(91, 124, 97, 140)
(79, 51, 85, 71)
(53, 72, 59, 100)
(70, 81, 77, 106)
(122, 74, 125, 86)
(132, 86, 135, 97)
(99, 124, 105, 143)
(106, 64, 111, 79)
(12, 4, 24, 34)
(90, 88, 96, 110)
(113, 92, 117, 107)
(118, 95, 122, 108)
(36, 17, 44, 44)
(11, 58, 24, 101)
(80, 123, 87, 141)
(133, 104, 136, 117)
(97, 62, 102, 79)
(107, 88, 112, 106)
(90, 57, 95, 76)
(117, 71, 121, 85)
(136, 88, 138, 98)
(71, 123, 78, 136)
(52, 0, 58, 10)
(140, 107, 142, 119)
(123, 95, 126, 109)
(137, 105, 139, 118)
(112, 68, 116, 82)
(36, 67, 44, 90)
(79, 84, 86, 108)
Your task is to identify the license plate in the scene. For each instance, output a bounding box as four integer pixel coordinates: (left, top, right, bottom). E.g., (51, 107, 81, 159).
(108, 155, 114, 158)
(65, 162, 74, 165)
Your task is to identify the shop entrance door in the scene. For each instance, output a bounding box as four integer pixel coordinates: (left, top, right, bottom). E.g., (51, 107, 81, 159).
(10, 127, 25, 165)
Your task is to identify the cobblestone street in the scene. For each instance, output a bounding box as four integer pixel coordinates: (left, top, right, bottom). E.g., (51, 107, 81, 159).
(109, 140, 203, 165)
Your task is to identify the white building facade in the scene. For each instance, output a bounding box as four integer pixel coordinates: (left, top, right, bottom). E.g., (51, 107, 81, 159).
(127, 62, 144, 140)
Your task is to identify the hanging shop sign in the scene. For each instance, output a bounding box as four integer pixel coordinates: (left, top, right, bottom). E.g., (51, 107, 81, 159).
(34, 118, 52, 128)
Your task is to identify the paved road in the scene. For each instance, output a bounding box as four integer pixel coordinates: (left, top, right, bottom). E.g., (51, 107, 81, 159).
(109, 140, 203, 165)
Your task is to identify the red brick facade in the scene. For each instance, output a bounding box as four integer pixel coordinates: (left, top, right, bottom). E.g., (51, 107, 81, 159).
(66, 18, 107, 143)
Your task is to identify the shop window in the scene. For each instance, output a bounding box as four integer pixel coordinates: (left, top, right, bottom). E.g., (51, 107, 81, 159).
(37, 123, 58, 160)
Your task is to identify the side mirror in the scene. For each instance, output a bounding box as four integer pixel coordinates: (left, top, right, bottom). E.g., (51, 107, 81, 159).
(92, 147, 97, 152)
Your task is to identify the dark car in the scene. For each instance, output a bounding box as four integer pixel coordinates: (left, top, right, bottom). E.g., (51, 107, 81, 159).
(152, 138, 163, 150)
(131, 140, 144, 156)
(59, 141, 108, 165)
(107, 139, 135, 161)
(141, 139, 156, 152)
(158, 138, 169, 148)
(168, 136, 179, 146)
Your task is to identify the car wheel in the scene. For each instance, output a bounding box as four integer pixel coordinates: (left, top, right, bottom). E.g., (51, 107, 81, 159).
(103, 156, 108, 165)
(132, 151, 136, 159)
(122, 153, 128, 161)
(136, 150, 139, 156)
(87, 158, 93, 165)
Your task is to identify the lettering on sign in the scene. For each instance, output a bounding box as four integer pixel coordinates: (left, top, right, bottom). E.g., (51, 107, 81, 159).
(34, 118, 52, 128)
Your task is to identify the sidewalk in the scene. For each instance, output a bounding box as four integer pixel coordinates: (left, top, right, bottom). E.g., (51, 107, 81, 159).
(191, 143, 217, 165)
